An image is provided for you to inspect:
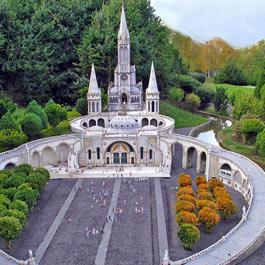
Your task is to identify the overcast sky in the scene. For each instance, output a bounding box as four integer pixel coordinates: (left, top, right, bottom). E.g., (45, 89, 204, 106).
(150, 0, 265, 48)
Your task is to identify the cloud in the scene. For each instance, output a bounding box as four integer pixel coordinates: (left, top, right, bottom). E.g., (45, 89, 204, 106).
(150, 0, 265, 47)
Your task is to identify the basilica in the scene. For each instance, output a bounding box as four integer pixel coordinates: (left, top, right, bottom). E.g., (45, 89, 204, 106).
(71, 5, 175, 173)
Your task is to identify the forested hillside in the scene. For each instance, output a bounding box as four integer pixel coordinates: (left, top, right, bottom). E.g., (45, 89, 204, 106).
(0, 0, 187, 106)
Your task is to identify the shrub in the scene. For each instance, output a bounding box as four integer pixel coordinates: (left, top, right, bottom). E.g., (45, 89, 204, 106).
(76, 98, 88, 116)
(0, 171, 9, 187)
(185, 93, 201, 111)
(176, 201, 196, 213)
(176, 74, 202, 94)
(0, 112, 20, 132)
(14, 184, 38, 208)
(26, 100, 48, 129)
(0, 216, 22, 248)
(0, 188, 17, 201)
(0, 98, 16, 118)
(195, 176, 206, 186)
(197, 183, 209, 193)
(178, 224, 200, 250)
(44, 102, 67, 127)
(190, 72, 206, 84)
(0, 129, 28, 152)
(198, 207, 220, 234)
(21, 113, 42, 139)
(197, 191, 213, 201)
(213, 187, 231, 200)
(0, 194, 11, 207)
(256, 129, 265, 157)
(9, 200, 29, 216)
(34, 168, 50, 182)
(208, 178, 224, 192)
(3, 173, 26, 189)
(217, 197, 237, 219)
(176, 211, 198, 226)
(196, 200, 218, 212)
(28, 171, 47, 192)
(14, 164, 33, 176)
(169, 88, 184, 104)
(214, 87, 229, 113)
(178, 194, 196, 204)
(1, 209, 26, 227)
(178, 174, 191, 187)
(177, 186, 195, 197)
(0, 204, 7, 213)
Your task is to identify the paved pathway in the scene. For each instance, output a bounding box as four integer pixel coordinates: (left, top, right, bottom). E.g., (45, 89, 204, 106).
(35, 179, 83, 264)
(94, 179, 121, 265)
(154, 178, 168, 264)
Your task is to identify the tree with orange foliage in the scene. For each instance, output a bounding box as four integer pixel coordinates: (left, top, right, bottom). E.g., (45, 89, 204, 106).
(213, 187, 231, 200)
(208, 178, 224, 192)
(178, 194, 196, 204)
(195, 176, 206, 186)
(196, 200, 218, 212)
(176, 201, 196, 213)
(176, 211, 198, 226)
(197, 191, 213, 201)
(198, 207, 220, 234)
(217, 197, 237, 220)
(177, 186, 195, 197)
(197, 183, 209, 193)
(178, 174, 192, 187)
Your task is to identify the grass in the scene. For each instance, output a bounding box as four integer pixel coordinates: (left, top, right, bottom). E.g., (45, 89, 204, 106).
(218, 126, 265, 169)
(160, 101, 208, 128)
(204, 83, 255, 101)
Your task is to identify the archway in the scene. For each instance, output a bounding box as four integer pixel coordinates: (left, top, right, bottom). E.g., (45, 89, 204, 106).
(220, 163, 232, 180)
(200, 152, 207, 173)
(234, 171, 242, 185)
(106, 142, 135, 165)
(121, 93, 128, 104)
(98, 118, 105, 128)
(89, 119, 96, 127)
(150, 119, 158, 127)
(57, 143, 70, 166)
(83, 122, 88, 128)
(41, 147, 56, 166)
(142, 118, 148, 127)
(4, 163, 16, 170)
(32, 151, 40, 168)
(187, 147, 197, 168)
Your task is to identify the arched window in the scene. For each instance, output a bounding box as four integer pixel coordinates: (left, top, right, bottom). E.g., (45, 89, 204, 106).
(96, 148, 100, 160)
(152, 101, 155, 112)
(140, 147, 144, 159)
(88, 150, 91, 160)
(149, 149, 153, 159)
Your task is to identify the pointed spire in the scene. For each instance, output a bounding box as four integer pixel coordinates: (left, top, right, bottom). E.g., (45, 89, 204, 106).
(146, 62, 159, 94)
(118, 3, 129, 38)
(88, 63, 100, 94)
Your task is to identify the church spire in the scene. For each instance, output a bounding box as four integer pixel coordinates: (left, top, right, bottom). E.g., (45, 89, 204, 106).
(146, 62, 159, 94)
(118, 3, 129, 39)
(88, 63, 100, 94)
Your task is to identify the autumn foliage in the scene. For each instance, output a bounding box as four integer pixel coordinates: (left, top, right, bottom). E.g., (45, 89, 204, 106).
(196, 176, 207, 186)
(177, 186, 195, 197)
(176, 211, 198, 226)
(178, 194, 196, 204)
(178, 174, 192, 187)
(176, 201, 196, 213)
(197, 191, 213, 201)
(196, 200, 218, 212)
(197, 183, 209, 193)
(216, 198, 237, 219)
(198, 207, 221, 234)
(208, 178, 224, 192)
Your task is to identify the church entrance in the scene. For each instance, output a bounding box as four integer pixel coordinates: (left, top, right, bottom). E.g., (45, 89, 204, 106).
(107, 142, 135, 165)
(121, 93, 128, 104)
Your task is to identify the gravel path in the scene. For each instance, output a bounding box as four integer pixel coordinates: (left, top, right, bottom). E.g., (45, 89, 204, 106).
(40, 178, 115, 265)
(0, 179, 76, 260)
(105, 178, 154, 265)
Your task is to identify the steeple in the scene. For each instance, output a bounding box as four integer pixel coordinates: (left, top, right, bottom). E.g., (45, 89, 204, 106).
(88, 63, 100, 94)
(146, 62, 159, 94)
(118, 4, 129, 40)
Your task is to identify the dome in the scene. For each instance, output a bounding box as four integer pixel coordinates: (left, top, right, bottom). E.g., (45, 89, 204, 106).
(109, 116, 138, 130)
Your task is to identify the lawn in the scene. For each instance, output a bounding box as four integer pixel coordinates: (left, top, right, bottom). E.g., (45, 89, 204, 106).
(204, 83, 255, 101)
(160, 101, 208, 128)
(218, 126, 265, 170)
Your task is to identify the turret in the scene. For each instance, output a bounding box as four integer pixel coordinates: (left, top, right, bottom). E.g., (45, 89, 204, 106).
(146, 62, 160, 113)
(87, 63, 102, 114)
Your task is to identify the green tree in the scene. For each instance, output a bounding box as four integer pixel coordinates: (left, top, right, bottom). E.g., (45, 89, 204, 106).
(14, 164, 33, 176)
(21, 113, 42, 139)
(0, 209, 26, 227)
(27, 171, 47, 192)
(34, 168, 50, 182)
(185, 93, 201, 111)
(214, 87, 228, 113)
(0, 216, 22, 248)
(0, 194, 11, 207)
(14, 183, 38, 208)
(76, 98, 88, 115)
(26, 100, 48, 129)
(0, 129, 28, 152)
(0, 111, 20, 132)
(255, 129, 265, 157)
(44, 102, 67, 127)
(178, 224, 200, 250)
(169, 88, 184, 104)
(3, 173, 26, 189)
